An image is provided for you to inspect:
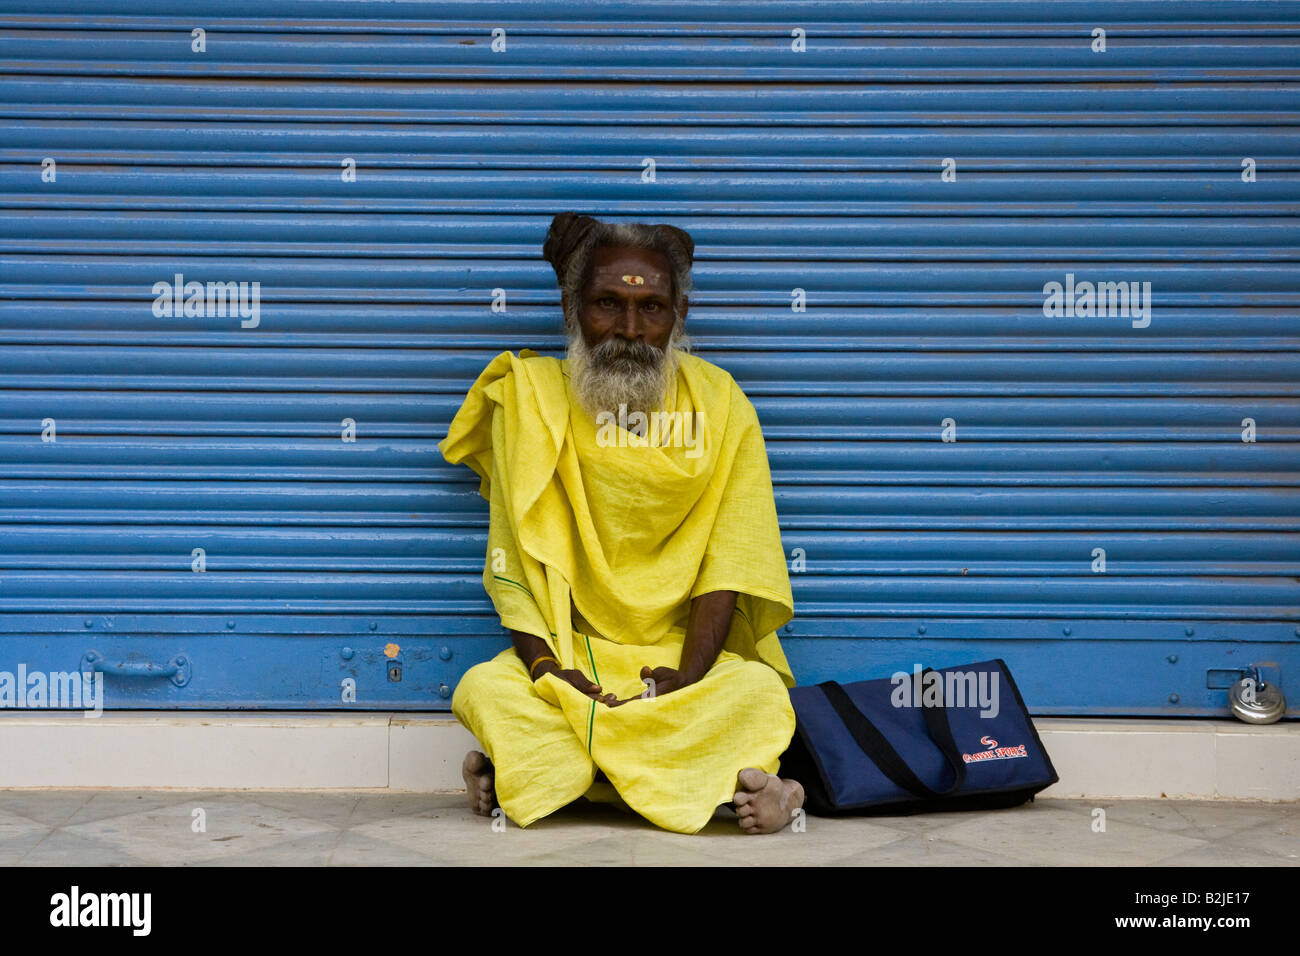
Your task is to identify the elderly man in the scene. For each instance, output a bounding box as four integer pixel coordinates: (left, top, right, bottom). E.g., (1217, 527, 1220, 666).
(437, 212, 805, 835)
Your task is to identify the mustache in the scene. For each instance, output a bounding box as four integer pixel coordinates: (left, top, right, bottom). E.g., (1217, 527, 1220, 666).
(591, 337, 663, 366)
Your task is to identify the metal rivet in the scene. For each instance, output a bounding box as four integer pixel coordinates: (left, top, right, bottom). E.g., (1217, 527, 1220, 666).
(917, 625, 926, 635)
(1185, 627, 1195, 637)
(439, 647, 452, 661)
(1063, 626, 1072, 636)
(226, 620, 235, 629)
(84, 619, 93, 628)
(340, 646, 354, 661)
(1167, 655, 1178, 664)
(1168, 693, 1180, 704)
(439, 683, 451, 699)
(783, 624, 792, 634)
(176, 656, 187, 665)
(369, 622, 378, 631)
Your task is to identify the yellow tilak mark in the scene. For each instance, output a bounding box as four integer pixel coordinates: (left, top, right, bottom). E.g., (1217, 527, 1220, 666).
(620, 274, 645, 285)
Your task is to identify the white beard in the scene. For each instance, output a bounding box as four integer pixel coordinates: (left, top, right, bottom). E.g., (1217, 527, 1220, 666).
(566, 320, 687, 422)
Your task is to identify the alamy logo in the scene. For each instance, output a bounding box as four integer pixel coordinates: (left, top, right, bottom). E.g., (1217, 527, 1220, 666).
(50, 886, 151, 936)
(595, 405, 704, 459)
(1042, 272, 1151, 328)
(890, 664, 1000, 718)
(0, 665, 103, 716)
(152, 272, 260, 328)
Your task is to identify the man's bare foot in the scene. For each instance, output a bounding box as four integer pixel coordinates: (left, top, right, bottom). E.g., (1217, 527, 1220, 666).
(462, 750, 497, 816)
(733, 767, 804, 834)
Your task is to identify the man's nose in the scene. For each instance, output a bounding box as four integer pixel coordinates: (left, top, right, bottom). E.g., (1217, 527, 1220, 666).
(613, 301, 646, 340)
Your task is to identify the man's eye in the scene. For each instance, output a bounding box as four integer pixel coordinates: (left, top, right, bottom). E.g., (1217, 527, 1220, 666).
(598, 297, 616, 308)
(643, 301, 661, 312)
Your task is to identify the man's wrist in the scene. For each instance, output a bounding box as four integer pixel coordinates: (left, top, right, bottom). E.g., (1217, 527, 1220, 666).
(678, 663, 707, 685)
(530, 656, 560, 681)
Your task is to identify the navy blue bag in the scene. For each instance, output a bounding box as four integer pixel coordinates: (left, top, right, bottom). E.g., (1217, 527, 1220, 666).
(781, 659, 1059, 815)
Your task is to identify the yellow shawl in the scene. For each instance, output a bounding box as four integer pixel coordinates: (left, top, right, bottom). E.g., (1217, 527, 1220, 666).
(437, 348, 795, 688)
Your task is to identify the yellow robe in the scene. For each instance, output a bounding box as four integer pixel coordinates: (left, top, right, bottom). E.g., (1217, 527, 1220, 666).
(437, 348, 798, 833)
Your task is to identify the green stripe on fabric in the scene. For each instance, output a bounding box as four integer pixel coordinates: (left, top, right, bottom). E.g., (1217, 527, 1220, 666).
(583, 633, 600, 685)
(492, 574, 533, 597)
(583, 633, 599, 755)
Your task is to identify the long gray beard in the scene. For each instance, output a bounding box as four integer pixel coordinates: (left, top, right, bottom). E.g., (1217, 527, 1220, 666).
(566, 319, 689, 422)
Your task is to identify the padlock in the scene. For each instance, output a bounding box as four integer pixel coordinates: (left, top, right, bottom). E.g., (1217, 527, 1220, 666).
(1227, 668, 1285, 724)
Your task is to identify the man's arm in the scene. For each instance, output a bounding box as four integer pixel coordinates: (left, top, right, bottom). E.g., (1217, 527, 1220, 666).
(677, 588, 738, 684)
(608, 588, 737, 705)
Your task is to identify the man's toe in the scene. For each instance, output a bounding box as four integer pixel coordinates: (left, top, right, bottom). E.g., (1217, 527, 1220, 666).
(737, 767, 769, 791)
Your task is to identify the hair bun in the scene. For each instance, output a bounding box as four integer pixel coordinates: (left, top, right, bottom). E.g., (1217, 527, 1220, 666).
(542, 212, 600, 281)
(654, 223, 695, 266)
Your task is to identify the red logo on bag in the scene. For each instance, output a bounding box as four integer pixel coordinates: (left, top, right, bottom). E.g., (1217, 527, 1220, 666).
(963, 738, 1027, 764)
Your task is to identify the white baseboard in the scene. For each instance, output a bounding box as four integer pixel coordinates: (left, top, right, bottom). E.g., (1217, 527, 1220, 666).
(0, 713, 1294, 800)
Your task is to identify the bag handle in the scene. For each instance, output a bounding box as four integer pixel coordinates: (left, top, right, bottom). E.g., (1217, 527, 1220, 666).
(818, 670, 968, 799)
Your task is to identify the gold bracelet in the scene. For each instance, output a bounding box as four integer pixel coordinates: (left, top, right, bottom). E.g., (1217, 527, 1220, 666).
(529, 655, 559, 679)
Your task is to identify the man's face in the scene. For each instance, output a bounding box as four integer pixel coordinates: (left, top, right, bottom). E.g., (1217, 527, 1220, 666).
(571, 245, 681, 355)
(564, 245, 688, 418)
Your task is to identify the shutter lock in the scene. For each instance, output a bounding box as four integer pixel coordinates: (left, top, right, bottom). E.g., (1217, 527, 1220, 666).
(1207, 662, 1285, 724)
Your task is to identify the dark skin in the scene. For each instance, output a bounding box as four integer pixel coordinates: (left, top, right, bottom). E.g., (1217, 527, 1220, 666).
(514, 245, 735, 704)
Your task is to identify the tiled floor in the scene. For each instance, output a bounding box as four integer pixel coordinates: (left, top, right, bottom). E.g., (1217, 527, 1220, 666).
(0, 790, 1296, 866)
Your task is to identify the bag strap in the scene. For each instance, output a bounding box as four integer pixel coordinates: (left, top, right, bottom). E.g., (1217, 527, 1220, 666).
(818, 671, 968, 798)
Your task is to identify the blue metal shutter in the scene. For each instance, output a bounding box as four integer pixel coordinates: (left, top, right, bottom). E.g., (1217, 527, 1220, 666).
(1, 1, 1296, 714)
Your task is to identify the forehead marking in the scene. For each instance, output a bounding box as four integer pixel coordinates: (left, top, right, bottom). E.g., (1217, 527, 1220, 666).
(620, 274, 645, 286)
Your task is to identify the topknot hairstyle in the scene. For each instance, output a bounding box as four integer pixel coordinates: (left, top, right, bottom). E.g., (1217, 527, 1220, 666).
(541, 212, 696, 319)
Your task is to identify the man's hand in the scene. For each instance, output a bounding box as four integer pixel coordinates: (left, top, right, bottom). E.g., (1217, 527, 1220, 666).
(533, 660, 619, 706)
(608, 665, 695, 706)
(513, 630, 619, 705)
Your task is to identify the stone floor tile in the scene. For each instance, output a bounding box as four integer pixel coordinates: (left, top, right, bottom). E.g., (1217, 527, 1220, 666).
(832, 835, 1026, 866)
(509, 831, 742, 867)
(1042, 798, 1298, 840)
(0, 790, 96, 828)
(62, 799, 338, 865)
(0, 804, 50, 839)
(922, 805, 1209, 866)
(14, 828, 150, 866)
(0, 830, 55, 865)
(1208, 817, 1300, 863)
(62, 791, 201, 826)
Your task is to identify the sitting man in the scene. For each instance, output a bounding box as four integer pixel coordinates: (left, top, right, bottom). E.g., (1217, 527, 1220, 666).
(437, 212, 805, 835)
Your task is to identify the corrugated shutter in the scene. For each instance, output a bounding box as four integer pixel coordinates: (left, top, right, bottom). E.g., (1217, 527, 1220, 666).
(1, 1, 1296, 714)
